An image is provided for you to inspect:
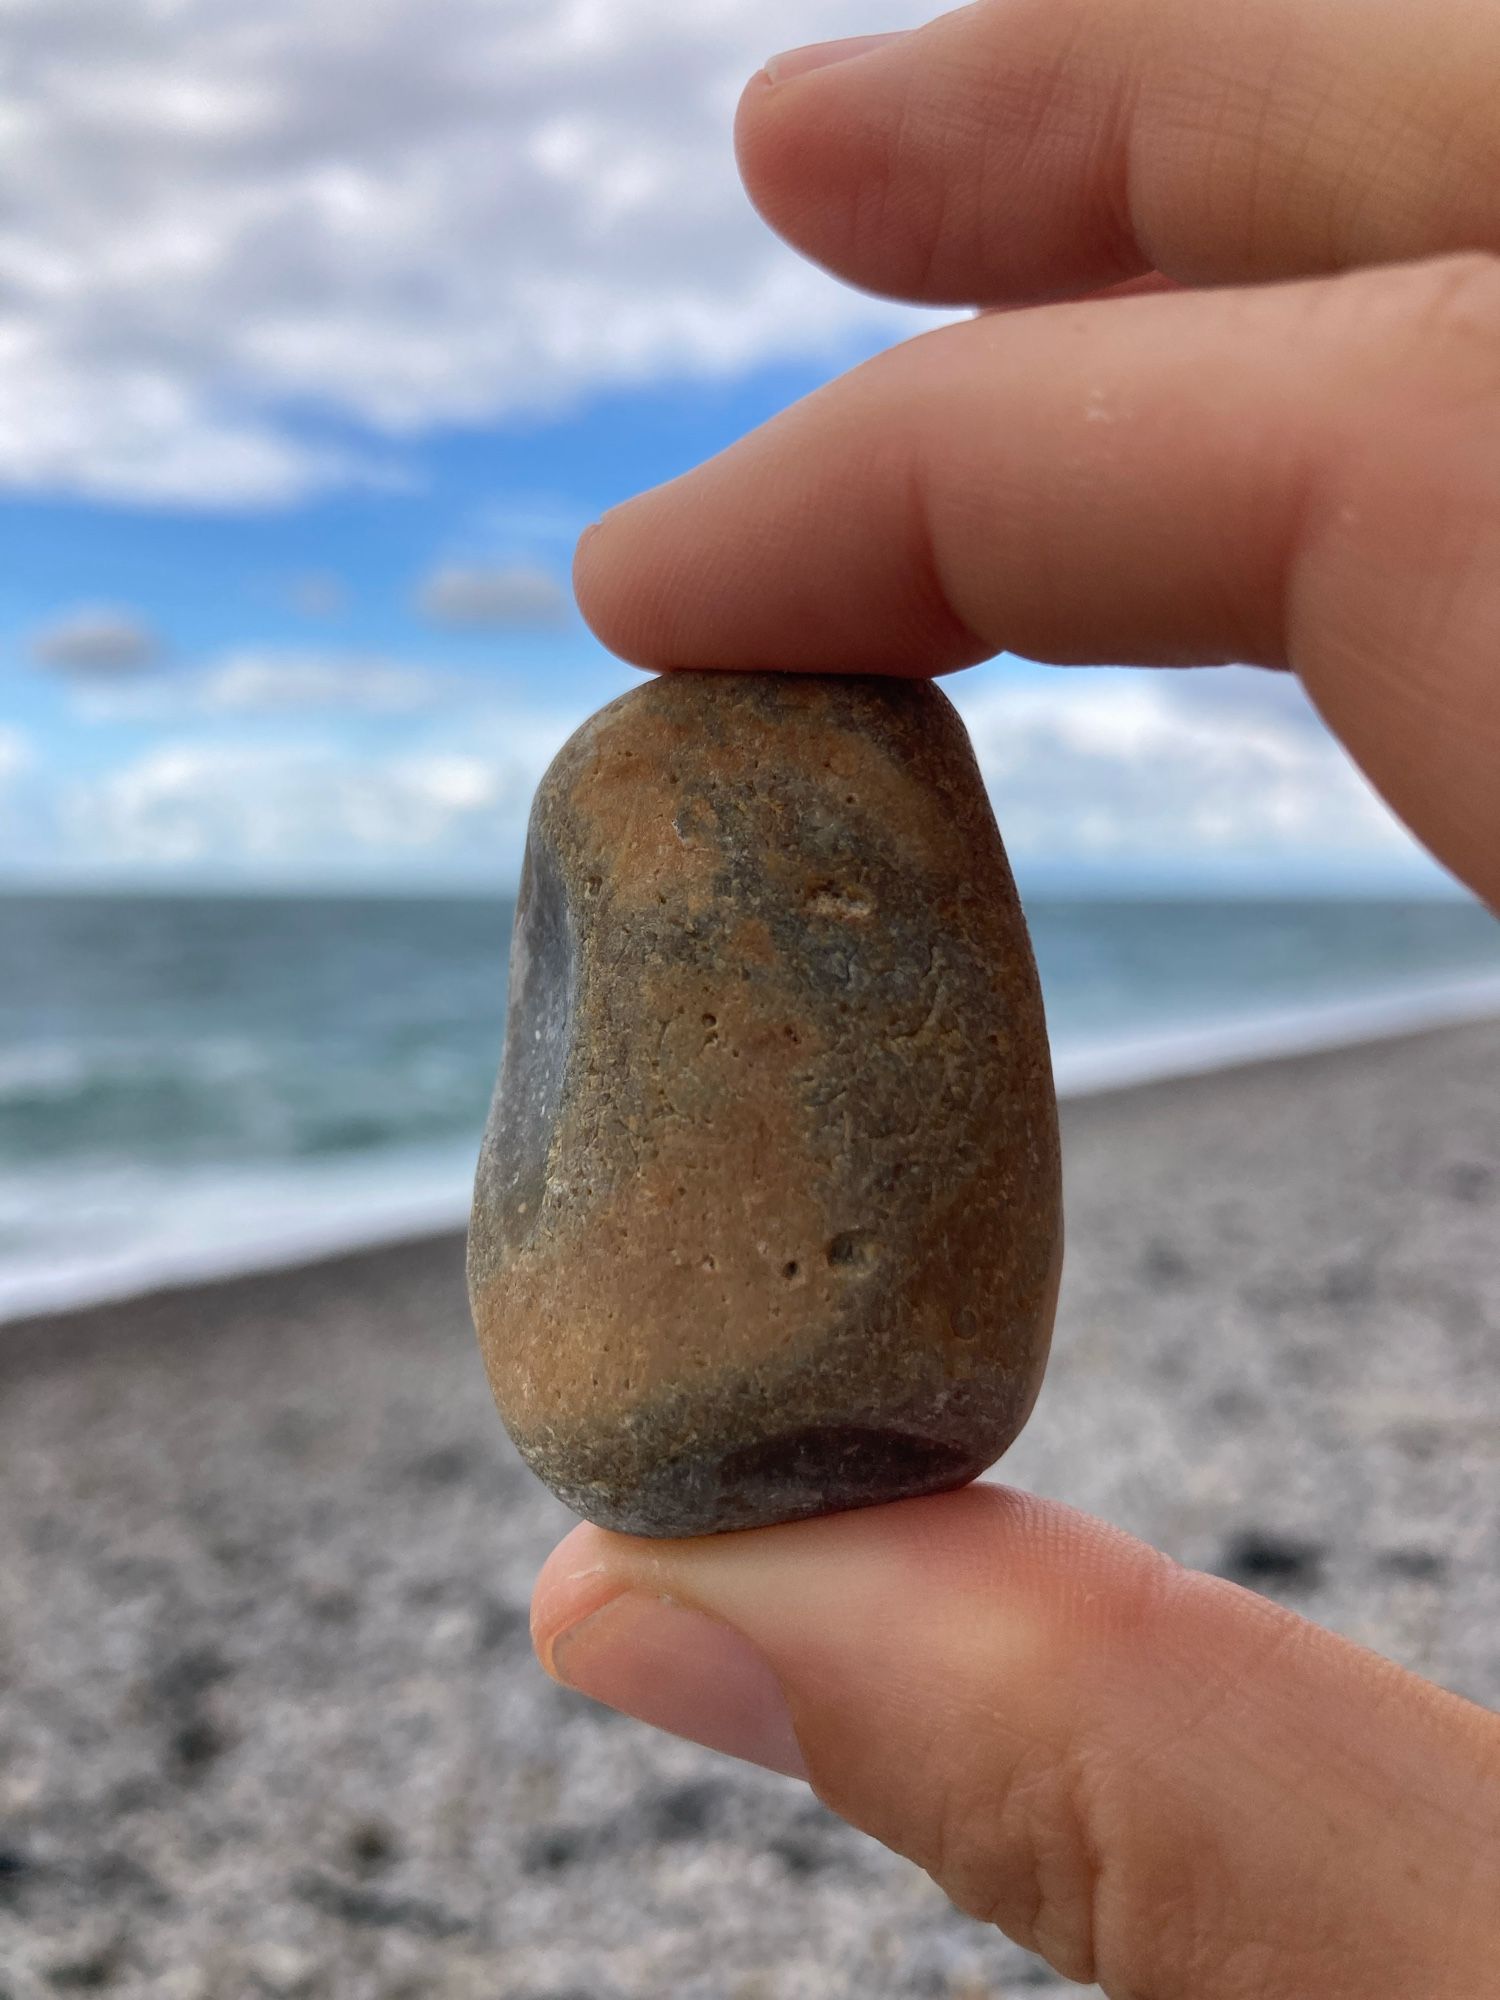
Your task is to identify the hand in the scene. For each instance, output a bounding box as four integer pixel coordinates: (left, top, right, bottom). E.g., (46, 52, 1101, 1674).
(572, 0, 1500, 914)
(538, 7, 1500, 1993)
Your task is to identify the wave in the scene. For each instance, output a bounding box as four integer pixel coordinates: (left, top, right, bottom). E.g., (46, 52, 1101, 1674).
(0, 1145, 475, 1326)
(1051, 967, 1500, 1096)
(3, 968, 1498, 1328)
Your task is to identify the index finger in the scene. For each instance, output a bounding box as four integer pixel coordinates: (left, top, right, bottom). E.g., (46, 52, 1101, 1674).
(574, 259, 1500, 907)
(737, 0, 1500, 307)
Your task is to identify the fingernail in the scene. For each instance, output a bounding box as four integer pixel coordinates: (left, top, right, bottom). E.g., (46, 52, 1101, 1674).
(546, 1592, 809, 1782)
(764, 31, 907, 84)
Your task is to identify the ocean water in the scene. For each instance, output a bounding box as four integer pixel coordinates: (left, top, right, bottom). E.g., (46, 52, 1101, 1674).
(2, 890, 1498, 1323)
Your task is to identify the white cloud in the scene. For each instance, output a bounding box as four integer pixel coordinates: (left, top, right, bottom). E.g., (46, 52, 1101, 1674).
(64, 710, 586, 873)
(0, 726, 32, 784)
(285, 572, 348, 618)
(195, 652, 444, 715)
(417, 563, 570, 629)
(55, 667, 1430, 887)
(74, 649, 452, 720)
(0, 0, 932, 506)
(67, 741, 500, 867)
(29, 606, 160, 674)
(952, 666, 1411, 864)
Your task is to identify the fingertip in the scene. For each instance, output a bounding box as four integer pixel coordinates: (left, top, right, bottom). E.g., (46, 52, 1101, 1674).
(570, 513, 632, 664)
(731, 66, 788, 227)
(572, 508, 656, 668)
(530, 1520, 630, 1673)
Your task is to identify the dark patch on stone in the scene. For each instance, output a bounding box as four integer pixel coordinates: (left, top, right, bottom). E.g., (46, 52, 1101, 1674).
(476, 838, 574, 1255)
(293, 1870, 468, 1938)
(715, 1426, 976, 1520)
(827, 1230, 879, 1271)
(470, 673, 1062, 1536)
(1219, 1530, 1325, 1592)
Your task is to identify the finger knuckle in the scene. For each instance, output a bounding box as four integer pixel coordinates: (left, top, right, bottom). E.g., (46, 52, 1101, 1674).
(925, 1552, 1187, 1984)
(921, 1711, 1106, 1984)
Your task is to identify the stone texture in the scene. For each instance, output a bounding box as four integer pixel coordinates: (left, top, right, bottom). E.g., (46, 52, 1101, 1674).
(468, 671, 1062, 1536)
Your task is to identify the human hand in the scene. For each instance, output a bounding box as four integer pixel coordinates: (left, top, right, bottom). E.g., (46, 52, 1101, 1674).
(538, 7, 1500, 1993)
(572, 0, 1500, 913)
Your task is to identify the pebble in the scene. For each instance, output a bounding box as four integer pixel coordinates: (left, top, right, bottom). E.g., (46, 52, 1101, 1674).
(469, 672, 1061, 1535)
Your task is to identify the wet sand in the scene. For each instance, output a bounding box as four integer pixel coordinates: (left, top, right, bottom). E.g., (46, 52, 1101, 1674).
(1, 1019, 1497, 1998)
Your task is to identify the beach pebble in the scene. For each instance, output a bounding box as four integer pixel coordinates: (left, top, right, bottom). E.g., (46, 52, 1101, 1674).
(468, 672, 1062, 1536)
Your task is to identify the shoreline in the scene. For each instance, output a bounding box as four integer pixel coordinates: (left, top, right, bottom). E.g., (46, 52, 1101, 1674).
(4, 1006, 1497, 1997)
(5, 997, 1499, 1341)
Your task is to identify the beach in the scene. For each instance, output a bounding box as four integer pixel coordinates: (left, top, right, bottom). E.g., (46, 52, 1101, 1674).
(1, 1017, 1497, 1998)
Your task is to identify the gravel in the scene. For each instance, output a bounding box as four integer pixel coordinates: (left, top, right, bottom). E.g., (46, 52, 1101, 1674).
(2, 1019, 1497, 1998)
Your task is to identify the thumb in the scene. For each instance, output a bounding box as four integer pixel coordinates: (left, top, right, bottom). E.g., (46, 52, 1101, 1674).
(532, 1487, 1500, 1998)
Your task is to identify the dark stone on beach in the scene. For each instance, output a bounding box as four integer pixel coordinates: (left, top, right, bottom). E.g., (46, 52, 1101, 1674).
(1219, 1529, 1326, 1592)
(47, 1941, 127, 1991)
(292, 1870, 470, 1939)
(1377, 1545, 1448, 1583)
(469, 671, 1062, 1536)
(644, 1780, 724, 1842)
(1441, 1160, 1492, 1203)
(520, 1824, 598, 1875)
(1141, 1238, 1193, 1287)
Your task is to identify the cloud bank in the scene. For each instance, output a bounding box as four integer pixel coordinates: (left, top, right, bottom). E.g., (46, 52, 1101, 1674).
(30, 608, 161, 675)
(951, 670, 1405, 867)
(417, 565, 571, 629)
(48, 667, 1431, 886)
(0, 0, 930, 506)
(0, 727, 32, 785)
(75, 650, 453, 721)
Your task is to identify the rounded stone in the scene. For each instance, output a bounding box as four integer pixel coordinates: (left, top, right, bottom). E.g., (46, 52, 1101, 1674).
(468, 671, 1062, 1537)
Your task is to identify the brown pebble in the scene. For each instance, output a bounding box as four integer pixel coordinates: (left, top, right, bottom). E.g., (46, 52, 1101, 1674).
(468, 672, 1062, 1536)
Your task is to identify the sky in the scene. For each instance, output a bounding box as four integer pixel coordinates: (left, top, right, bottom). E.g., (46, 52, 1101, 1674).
(0, 0, 1456, 896)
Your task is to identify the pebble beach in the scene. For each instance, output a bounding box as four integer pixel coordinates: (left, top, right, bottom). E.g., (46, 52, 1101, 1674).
(2, 1017, 1497, 1998)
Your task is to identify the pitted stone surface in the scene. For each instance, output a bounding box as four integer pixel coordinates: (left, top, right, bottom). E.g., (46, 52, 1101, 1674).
(468, 672, 1062, 1535)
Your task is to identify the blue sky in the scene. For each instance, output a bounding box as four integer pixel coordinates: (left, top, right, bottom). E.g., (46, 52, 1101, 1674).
(0, 0, 1455, 895)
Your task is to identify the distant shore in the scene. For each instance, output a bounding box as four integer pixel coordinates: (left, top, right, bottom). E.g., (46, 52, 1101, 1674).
(7, 975, 1500, 1331)
(2, 1015, 1497, 1997)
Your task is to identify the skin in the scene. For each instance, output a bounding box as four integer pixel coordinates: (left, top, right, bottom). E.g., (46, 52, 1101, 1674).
(534, 5, 1500, 1993)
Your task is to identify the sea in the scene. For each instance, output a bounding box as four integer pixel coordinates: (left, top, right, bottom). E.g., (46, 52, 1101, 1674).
(3, 890, 1499, 1324)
